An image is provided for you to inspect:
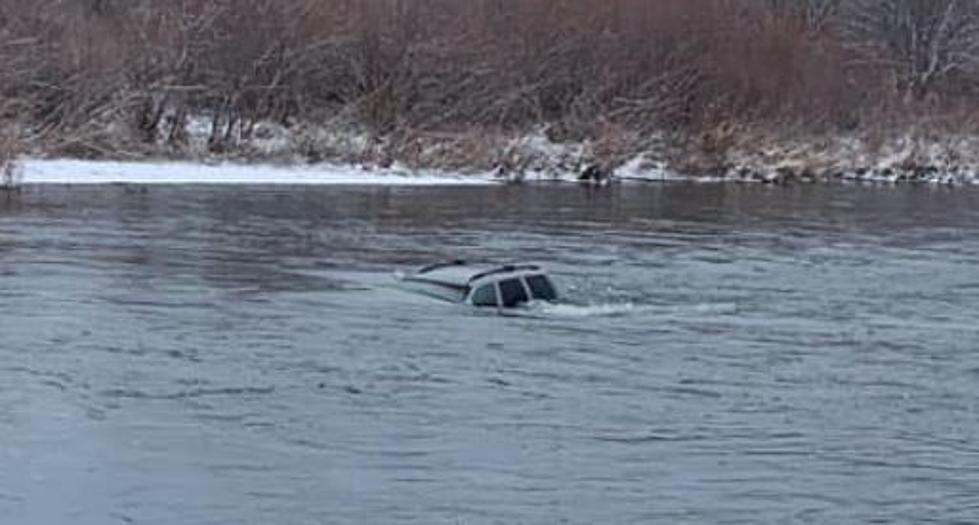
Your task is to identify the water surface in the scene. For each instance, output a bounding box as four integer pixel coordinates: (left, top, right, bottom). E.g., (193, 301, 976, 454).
(2, 182, 979, 524)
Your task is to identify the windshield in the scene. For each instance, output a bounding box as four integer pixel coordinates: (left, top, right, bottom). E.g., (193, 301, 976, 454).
(525, 274, 557, 301)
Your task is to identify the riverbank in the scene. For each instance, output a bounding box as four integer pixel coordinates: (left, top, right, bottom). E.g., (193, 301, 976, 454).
(10, 122, 979, 187)
(7, 1, 979, 190)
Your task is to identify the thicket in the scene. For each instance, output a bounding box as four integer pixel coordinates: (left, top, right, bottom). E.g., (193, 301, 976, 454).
(1, 0, 978, 167)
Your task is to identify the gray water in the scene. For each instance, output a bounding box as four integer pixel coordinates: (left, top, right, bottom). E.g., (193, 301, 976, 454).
(2, 182, 979, 524)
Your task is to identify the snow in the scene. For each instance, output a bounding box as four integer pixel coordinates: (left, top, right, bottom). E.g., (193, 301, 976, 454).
(20, 159, 499, 186)
(614, 155, 682, 182)
(14, 129, 979, 188)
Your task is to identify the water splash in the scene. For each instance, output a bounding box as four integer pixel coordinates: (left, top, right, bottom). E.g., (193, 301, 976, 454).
(521, 300, 738, 318)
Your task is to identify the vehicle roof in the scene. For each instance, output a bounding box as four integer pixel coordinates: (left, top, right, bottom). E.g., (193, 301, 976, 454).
(404, 261, 546, 288)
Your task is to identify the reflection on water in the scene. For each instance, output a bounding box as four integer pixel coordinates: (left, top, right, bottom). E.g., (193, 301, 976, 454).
(3, 183, 979, 524)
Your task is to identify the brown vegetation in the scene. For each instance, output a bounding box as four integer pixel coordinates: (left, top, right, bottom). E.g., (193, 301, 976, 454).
(1, 0, 978, 172)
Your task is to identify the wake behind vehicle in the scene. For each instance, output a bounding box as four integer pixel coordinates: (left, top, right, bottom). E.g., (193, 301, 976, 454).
(399, 261, 558, 308)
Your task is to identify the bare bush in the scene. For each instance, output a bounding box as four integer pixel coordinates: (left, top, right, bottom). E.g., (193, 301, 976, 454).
(0, 0, 975, 168)
(843, 0, 979, 100)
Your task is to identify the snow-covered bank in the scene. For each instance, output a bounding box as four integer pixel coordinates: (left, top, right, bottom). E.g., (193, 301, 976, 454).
(19, 159, 498, 186)
(13, 154, 979, 188)
(715, 133, 979, 186)
(12, 128, 979, 188)
(482, 131, 979, 186)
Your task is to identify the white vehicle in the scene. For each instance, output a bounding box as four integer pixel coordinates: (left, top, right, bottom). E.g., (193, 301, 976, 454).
(399, 261, 559, 308)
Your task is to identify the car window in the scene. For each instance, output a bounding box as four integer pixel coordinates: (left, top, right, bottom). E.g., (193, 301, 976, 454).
(499, 279, 529, 307)
(525, 274, 557, 301)
(470, 284, 498, 307)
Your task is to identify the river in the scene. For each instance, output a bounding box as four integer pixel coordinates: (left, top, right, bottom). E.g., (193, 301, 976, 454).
(2, 182, 979, 524)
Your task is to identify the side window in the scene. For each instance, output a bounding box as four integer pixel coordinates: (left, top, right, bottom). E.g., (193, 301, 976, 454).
(499, 279, 529, 307)
(525, 275, 557, 301)
(470, 284, 498, 307)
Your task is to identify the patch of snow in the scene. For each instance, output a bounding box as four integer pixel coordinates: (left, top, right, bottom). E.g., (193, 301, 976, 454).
(20, 159, 499, 186)
(614, 155, 679, 181)
(247, 122, 293, 157)
(501, 133, 589, 182)
(185, 115, 213, 145)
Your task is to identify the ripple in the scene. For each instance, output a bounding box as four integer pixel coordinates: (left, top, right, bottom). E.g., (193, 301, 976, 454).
(100, 386, 276, 400)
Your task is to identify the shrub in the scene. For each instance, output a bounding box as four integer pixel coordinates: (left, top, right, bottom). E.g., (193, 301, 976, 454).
(0, 0, 977, 161)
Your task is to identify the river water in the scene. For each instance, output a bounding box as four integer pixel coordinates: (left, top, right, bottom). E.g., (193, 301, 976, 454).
(2, 182, 979, 524)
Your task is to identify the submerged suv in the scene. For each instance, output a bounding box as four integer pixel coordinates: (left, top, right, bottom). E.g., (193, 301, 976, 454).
(400, 261, 558, 308)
